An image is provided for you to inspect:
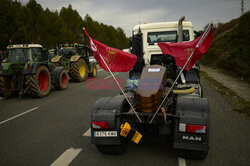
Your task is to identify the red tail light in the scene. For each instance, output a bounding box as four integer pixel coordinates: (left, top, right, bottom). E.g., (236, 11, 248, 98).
(179, 123, 206, 133)
(91, 121, 109, 129)
(186, 124, 206, 133)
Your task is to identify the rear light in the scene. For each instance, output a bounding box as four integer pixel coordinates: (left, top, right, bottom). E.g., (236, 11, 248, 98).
(179, 123, 206, 133)
(91, 121, 109, 129)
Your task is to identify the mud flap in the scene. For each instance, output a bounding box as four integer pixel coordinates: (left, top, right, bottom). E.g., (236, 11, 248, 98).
(91, 95, 127, 145)
(174, 97, 210, 152)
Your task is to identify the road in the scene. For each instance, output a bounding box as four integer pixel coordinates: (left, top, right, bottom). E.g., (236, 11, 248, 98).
(0, 69, 249, 166)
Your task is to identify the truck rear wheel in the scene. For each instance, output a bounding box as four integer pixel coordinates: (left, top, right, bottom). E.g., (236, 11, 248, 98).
(53, 67, 68, 90)
(0, 76, 12, 98)
(96, 145, 124, 154)
(177, 149, 208, 160)
(70, 59, 88, 82)
(26, 65, 51, 97)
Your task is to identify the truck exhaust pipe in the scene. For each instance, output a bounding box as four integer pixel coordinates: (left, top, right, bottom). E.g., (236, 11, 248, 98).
(178, 16, 185, 43)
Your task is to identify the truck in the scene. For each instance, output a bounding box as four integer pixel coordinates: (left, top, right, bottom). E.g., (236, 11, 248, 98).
(51, 43, 97, 82)
(90, 18, 210, 159)
(0, 44, 68, 98)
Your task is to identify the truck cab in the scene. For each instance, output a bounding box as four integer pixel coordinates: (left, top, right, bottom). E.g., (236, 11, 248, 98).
(132, 21, 194, 66)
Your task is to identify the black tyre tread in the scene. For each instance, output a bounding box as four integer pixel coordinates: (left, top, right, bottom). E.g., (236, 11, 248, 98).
(54, 68, 68, 90)
(26, 65, 51, 98)
(70, 59, 88, 82)
(89, 64, 97, 77)
(177, 149, 207, 160)
(0, 76, 12, 98)
(96, 145, 124, 154)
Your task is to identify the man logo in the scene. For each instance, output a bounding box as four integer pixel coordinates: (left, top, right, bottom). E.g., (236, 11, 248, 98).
(182, 135, 202, 141)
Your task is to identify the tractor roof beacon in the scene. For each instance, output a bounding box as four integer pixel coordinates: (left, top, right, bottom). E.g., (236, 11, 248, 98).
(0, 44, 68, 98)
(90, 17, 210, 160)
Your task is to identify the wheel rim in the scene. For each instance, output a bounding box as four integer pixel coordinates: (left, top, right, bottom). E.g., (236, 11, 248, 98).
(61, 73, 67, 86)
(38, 71, 49, 91)
(93, 67, 97, 76)
(79, 64, 85, 77)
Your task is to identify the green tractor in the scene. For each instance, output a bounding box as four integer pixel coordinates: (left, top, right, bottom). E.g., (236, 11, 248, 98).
(51, 43, 97, 82)
(0, 44, 69, 98)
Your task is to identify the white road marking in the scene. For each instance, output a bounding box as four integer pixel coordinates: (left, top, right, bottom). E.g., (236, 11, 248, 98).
(104, 73, 119, 80)
(0, 97, 2, 100)
(0, 107, 39, 125)
(178, 157, 187, 166)
(82, 128, 91, 136)
(51, 148, 82, 166)
(97, 69, 104, 72)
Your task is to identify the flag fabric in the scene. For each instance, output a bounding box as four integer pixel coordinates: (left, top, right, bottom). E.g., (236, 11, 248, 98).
(158, 24, 213, 70)
(83, 28, 137, 72)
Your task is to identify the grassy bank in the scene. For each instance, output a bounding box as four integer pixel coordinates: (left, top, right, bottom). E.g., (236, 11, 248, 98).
(201, 11, 250, 83)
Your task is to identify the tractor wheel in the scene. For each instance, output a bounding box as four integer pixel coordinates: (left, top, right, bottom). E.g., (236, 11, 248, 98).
(0, 76, 12, 98)
(54, 67, 68, 90)
(89, 64, 97, 77)
(70, 58, 88, 82)
(26, 65, 51, 98)
(177, 149, 208, 160)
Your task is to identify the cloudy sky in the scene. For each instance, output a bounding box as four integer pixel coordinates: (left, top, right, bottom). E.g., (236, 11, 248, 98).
(20, 0, 249, 36)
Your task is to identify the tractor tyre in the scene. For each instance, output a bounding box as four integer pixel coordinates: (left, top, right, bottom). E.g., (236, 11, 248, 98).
(54, 67, 68, 90)
(96, 145, 125, 154)
(70, 58, 88, 82)
(177, 149, 208, 160)
(89, 63, 97, 77)
(0, 76, 12, 98)
(26, 65, 51, 98)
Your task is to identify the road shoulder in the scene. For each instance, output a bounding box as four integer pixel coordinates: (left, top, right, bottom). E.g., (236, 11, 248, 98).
(200, 65, 250, 117)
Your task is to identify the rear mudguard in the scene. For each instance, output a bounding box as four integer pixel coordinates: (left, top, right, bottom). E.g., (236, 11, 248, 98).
(173, 97, 210, 152)
(91, 95, 127, 145)
(70, 55, 81, 62)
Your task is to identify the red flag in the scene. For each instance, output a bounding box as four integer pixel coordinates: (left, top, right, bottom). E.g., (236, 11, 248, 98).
(158, 24, 213, 70)
(83, 28, 137, 72)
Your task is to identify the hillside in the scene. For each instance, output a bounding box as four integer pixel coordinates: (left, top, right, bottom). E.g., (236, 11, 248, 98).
(201, 11, 250, 83)
(0, 0, 129, 50)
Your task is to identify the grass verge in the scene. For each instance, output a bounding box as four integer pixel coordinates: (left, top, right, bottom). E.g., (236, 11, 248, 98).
(200, 70, 250, 117)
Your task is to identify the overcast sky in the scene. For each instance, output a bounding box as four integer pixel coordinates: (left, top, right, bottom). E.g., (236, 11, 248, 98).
(20, 0, 249, 37)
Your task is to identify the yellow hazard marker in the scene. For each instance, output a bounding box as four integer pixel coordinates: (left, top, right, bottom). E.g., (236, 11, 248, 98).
(120, 122, 142, 144)
(120, 122, 131, 137)
(131, 131, 142, 144)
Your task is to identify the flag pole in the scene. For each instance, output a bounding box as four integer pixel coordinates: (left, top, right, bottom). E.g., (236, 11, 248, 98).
(82, 27, 142, 123)
(149, 24, 212, 124)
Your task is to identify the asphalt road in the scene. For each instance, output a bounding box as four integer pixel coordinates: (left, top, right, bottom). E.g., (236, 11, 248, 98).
(0, 69, 249, 166)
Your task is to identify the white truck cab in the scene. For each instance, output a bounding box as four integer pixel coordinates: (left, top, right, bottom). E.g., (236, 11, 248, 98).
(132, 21, 194, 66)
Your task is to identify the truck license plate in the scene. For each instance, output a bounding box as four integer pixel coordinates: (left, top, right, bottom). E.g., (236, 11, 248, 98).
(94, 131, 117, 137)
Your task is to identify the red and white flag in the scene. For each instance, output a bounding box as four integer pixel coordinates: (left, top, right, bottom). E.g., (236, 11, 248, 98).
(158, 24, 213, 70)
(83, 28, 137, 72)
